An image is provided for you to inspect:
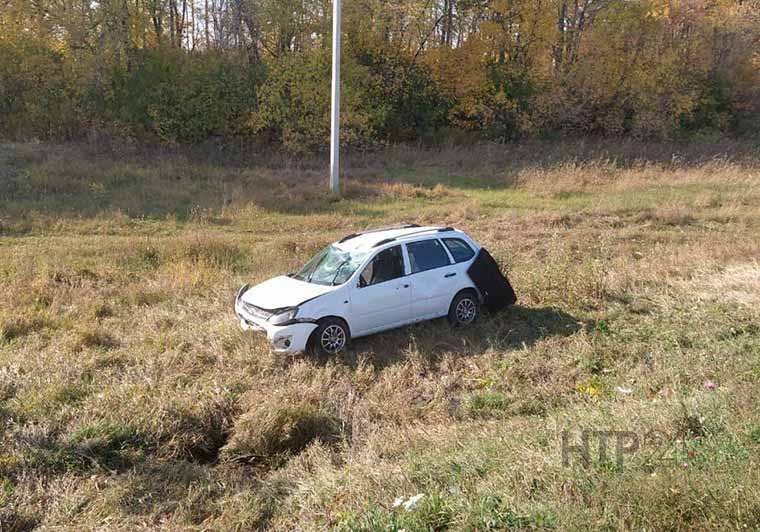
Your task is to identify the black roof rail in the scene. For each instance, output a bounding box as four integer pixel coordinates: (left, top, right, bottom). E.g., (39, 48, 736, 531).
(371, 226, 454, 248)
(339, 223, 420, 244)
(373, 238, 397, 248)
(338, 233, 361, 244)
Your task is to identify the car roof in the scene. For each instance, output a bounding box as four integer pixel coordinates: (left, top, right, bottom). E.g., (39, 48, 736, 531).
(334, 225, 466, 253)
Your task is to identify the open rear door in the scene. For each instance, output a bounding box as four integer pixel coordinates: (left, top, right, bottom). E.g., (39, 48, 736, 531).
(467, 249, 517, 312)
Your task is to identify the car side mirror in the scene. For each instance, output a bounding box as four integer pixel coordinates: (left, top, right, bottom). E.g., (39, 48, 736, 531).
(357, 276, 367, 289)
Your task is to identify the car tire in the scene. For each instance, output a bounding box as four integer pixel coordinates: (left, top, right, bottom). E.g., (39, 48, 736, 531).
(307, 317, 350, 357)
(448, 290, 480, 327)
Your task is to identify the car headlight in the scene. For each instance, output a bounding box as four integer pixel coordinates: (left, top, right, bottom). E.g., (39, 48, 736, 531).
(234, 284, 250, 313)
(236, 284, 250, 302)
(269, 307, 299, 326)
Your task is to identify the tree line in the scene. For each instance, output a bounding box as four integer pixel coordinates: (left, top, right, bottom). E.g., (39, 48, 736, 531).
(1, 0, 758, 151)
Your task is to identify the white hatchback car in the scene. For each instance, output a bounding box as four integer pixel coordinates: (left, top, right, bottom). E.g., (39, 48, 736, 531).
(234, 225, 514, 356)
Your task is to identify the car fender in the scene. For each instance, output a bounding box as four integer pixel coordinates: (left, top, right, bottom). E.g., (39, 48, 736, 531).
(298, 286, 353, 333)
(455, 277, 481, 300)
(446, 259, 481, 301)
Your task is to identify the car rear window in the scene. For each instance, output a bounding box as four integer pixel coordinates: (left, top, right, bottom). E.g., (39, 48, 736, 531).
(443, 238, 475, 263)
(407, 239, 451, 273)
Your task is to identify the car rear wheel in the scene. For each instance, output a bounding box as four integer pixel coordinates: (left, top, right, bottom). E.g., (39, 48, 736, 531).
(448, 290, 480, 327)
(308, 317, 349, 357)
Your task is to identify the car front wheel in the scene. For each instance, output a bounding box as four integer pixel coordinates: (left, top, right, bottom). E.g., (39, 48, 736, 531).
(448, 290, 480, 327)
(308, 317, 349, 357)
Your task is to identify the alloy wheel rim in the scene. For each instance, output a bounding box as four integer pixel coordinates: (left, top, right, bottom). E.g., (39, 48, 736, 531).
(321, 325, 346, 352)
(456, 298, 477, 324)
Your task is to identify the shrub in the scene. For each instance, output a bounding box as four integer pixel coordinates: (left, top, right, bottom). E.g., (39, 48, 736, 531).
(0, 38, 81, 139)
(355, 46, 451, 142)
(253, 51, 378, 153)
(91, 48, 262, 143)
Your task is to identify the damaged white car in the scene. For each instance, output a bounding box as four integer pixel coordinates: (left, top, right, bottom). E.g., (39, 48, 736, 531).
(234, 225, 516, 356)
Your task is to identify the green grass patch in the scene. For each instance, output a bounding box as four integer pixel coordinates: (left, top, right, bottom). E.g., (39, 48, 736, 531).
(464, 391, 511, 418)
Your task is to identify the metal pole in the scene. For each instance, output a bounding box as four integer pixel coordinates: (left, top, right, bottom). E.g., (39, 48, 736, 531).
(329, 0, 341, 194)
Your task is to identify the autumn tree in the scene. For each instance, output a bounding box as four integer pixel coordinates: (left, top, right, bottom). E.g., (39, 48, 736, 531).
(0, 0, 757, 144)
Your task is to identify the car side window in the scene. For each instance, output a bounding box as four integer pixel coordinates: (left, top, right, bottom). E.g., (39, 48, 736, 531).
(443, 238, 475, 263)
(359, 246, 404, 287)
(406, 239, 451, 274)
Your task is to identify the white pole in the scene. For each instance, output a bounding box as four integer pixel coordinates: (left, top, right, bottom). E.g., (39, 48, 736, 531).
(329, 0, 342, 194)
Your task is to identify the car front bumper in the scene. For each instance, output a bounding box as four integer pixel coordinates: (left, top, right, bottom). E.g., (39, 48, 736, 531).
(234, 300, 317, 353)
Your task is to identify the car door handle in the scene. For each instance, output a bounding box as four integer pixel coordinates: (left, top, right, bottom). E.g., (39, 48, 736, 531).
(445, 273, 457, 278)
(399, 283, 410, 289)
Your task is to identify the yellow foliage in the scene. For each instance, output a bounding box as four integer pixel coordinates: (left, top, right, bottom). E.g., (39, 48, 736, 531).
(576, 381, 603, 399)
(0, 0, 758, 142)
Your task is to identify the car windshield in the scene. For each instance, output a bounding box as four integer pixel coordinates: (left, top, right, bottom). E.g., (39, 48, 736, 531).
(294, 245, 369, 286)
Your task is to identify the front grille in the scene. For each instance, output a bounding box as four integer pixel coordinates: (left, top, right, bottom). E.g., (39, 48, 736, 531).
(243, 302, 273, 321)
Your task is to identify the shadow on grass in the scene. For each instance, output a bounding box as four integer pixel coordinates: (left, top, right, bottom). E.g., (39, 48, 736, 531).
(0, 510, 38, 532)
(11, 423, 149, 477)
(115, 460, 286, 528)
(337, 305, 585, 370)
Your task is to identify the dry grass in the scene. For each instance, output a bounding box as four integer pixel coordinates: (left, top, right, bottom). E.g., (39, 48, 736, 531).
(699, 263, 760, 306)
(1, 140, 759, 530)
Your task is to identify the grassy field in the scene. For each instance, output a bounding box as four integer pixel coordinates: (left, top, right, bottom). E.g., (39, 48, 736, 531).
(1, 140, 759, 530)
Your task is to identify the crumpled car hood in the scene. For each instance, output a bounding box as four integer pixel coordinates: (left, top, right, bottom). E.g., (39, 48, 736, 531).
(240, 275, 335, 310)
